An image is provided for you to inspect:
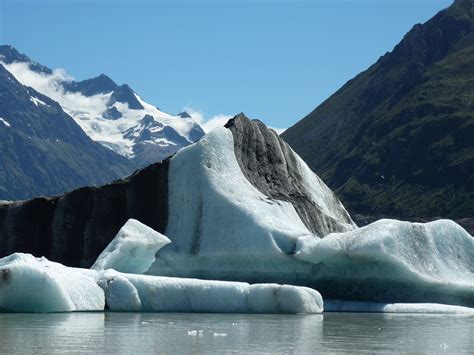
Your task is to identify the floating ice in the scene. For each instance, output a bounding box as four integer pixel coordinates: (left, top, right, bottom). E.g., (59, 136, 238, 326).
(91, 219, 170, 274)
(98, 269, 323, 314)
(325, 300, 474, 314)
(0, 253, 103, 313)
(295, 219, 474, 306)
(149, 127, 320, 280)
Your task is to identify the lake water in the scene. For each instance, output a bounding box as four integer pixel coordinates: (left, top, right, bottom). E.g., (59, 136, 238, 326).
(0, 312, 473, 353)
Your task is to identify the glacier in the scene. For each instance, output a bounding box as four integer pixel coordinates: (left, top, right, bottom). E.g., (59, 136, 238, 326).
(92, 219, 170, 274)
(0, 253, 104, 313)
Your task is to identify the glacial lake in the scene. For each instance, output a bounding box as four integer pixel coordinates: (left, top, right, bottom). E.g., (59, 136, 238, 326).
(1, 312, 473, 353)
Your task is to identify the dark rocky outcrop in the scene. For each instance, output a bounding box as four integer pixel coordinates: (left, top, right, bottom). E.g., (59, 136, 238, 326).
(109, 84, 144, 110)
(0, 45, 52, 75)
(0, 160, 169, 267)
(226, 114, 355, 237)
(282, 0, 474, 220)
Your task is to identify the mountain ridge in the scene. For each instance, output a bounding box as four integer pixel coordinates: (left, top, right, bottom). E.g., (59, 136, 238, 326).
(282, 0, 474, 219)
(0, 63, 133, 200)
(0, 45, 205, 169)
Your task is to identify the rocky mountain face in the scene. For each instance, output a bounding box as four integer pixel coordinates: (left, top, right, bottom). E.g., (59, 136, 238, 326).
(0, 64, 132, 200)
(0, 114, 355, 268)
(0, 45, 205, 170)
(282, 0, 474, 220)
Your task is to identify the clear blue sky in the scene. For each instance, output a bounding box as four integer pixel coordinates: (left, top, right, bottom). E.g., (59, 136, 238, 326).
(1, 0, 453, 129)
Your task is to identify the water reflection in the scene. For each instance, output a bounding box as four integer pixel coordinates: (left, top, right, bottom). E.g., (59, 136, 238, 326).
(0, 312, 472, 353)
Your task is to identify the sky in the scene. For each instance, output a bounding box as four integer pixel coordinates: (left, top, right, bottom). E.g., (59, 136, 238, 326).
(0, 0, 453, 131)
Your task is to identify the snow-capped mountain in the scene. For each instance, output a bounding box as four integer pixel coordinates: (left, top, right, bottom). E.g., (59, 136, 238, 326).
(0, 61, 132, 200)
(0, 45, 204, 168)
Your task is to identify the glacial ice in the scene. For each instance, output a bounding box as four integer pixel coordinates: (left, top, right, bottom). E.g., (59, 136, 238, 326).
(324, 300, 474, 314)
(0, 253, 104, 313)
(142, 127, 474, 308)
(92, 219, 170, 274)
(1, 124, 474, 312)
(295, 219, 474, 306)
(149, 127, 320, 279)
(98, 269, 323, 314)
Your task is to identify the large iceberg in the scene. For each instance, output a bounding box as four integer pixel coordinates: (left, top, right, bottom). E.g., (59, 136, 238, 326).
(0, 116, 473, 313)
(98, 270, 323, 314)
(0, 253, 103, 313)
(92, 219, 170, 274)
(137, 121, 474, 308)
(148, 125, 353, 282)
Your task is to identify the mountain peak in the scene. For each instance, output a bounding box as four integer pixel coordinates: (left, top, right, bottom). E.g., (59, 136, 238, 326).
(177, 111, 192, 119)
(0, 45, 52, 74)
(0, 45, 26, 63)
(109, 84, 144, 110)
(282, 0, 474, 220)
(63, 73, 117, 97)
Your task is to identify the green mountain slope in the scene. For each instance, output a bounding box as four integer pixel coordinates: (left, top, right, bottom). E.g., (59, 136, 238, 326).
(282, 0, 474, 219)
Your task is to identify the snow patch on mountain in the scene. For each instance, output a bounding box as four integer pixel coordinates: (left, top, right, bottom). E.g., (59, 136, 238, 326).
(0, 117, 10, 127)
(29, 95, 49, 107)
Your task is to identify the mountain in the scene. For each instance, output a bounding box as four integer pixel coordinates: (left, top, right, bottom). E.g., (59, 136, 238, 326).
(282, 0, 474, 220)
(0, 45, 205, 169)
(0, 63, 132, 200)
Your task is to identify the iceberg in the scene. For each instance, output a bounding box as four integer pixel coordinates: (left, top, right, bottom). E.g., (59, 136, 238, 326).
(324, 300, 474, 314)
(145, 123, 474, 308)
(0, 220, 323, 314)
(92, 219, 170, 274)
(0, 116, 473, 313)
(0, 253, 103, 313)
(295, 219, 474, 307)
(148, 125, 352, 282)
(98, 269, 323, 314)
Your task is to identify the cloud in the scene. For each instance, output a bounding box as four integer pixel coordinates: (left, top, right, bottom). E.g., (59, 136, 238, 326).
(185, 106, 287, 135)
(1, 61, 110, 116)
(183, 106, 233, 133)
(270, 127, 287, 135)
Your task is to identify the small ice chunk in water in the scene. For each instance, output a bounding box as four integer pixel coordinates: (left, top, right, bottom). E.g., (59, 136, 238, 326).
(92, 219, 170, 274)
(0, 253, 104, 313)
